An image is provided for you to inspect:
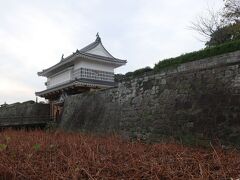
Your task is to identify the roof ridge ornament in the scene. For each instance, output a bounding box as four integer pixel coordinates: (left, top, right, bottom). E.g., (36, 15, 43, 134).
(95, 32, 101, 42)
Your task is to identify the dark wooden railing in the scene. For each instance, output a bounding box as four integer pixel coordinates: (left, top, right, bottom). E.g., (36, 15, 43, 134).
(0, 116, 53, 127)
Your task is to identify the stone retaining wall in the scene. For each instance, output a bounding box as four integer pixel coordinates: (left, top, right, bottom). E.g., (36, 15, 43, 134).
(60, 51, 240, 146)
(0, 101, 50, 125)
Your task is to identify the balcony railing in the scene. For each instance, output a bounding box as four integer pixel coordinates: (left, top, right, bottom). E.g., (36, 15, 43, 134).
(72, 68, 114, 82)
(45, 68, 115, 89)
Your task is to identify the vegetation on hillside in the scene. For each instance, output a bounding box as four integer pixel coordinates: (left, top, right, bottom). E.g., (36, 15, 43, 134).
(154, 39, 240, 71)
(191, 0, 240, 46)
(0, 130, 239, 179)
(115, 39, 240, 81)
(206, 22, 240, 46)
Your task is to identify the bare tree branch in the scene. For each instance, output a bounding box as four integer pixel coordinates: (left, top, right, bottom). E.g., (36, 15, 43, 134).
(189, 8, 224, 43)
(223, 0, 240, 23)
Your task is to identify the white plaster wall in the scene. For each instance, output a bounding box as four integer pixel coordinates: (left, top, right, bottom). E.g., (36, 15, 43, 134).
(86, 43, 112, 57)
(74, 59, 114, 73)
(47, 69, 72, 88)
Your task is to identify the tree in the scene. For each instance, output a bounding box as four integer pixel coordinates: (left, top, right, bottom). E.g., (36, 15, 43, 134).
(206, 23, 240, 46)
(190, 8, 225, 44)
(223, 0, 240, 23)
(191, 0, 240, 46)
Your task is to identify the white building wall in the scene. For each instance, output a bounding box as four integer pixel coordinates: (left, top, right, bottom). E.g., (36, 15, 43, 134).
(47, 68, 72, 88)
(74, 59, 114, 73)
(46, 58, 115, 89)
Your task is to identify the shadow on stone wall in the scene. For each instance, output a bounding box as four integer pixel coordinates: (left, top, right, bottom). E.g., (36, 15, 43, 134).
(60, 93, 121, 133)
(60, 52, 240, 147)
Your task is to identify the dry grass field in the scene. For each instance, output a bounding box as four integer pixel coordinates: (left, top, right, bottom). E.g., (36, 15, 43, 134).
(0, 130, 239, 179)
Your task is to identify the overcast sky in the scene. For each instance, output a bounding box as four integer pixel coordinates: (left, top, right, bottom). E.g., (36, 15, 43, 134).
(0, 0, 224, 104)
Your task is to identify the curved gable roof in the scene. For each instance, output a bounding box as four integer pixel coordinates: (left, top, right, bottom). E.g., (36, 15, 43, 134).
(38, 34, 127, 77)
(79, 34, 114, 58)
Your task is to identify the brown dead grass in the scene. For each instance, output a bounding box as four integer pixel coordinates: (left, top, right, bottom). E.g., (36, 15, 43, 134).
(0, 130, 239, 179)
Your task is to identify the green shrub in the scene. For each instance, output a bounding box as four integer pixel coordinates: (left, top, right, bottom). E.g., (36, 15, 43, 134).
(154, 40, 240, 71)
(125, 66, 153, 78)
(132, 66, 152, 76)
(0, 144, 7, 151)
(120, 40, 240, 80)
(33, 144, 41, 151)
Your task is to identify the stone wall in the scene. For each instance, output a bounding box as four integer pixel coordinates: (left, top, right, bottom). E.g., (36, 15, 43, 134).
(60, 51, 240, 146)
(0, 101, 50, 125)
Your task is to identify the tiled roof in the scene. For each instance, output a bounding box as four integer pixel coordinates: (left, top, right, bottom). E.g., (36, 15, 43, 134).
(35, 78, 116, 97)
(78, 35, 101, 53)
(77, 52, 126, 63)
(38, 34, 126, 77)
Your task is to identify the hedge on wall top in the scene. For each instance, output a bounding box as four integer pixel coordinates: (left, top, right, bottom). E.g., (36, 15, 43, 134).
(154, 40, 240, 71)
(119, 40, 240, 80)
